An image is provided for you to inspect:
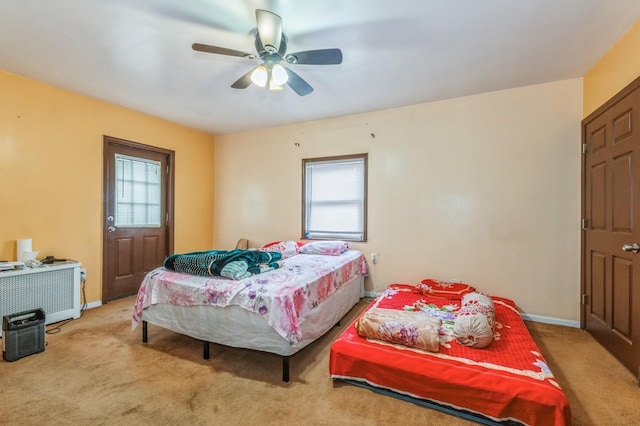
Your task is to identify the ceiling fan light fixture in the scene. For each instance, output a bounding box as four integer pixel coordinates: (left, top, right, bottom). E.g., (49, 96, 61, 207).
(250, 65, 268, 87)
(271, 63, 288, 86)
(269, 81, 284, 91)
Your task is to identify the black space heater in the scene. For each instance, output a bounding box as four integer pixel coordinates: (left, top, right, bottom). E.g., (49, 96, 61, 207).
(2, 308, 46, 362)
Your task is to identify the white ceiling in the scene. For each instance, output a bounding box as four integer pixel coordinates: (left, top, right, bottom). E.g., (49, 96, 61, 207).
(1, 1, 639, 135)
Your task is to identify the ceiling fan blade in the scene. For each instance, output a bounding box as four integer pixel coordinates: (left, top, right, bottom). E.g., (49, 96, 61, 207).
(255, 9, 282, 53)
(285, 49, 343, 65)
(285, 67, 313, 96)
(192, 43, 255, 59)
(231, 67, 258, 89)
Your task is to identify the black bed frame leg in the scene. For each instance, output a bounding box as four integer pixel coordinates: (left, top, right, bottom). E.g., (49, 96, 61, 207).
(142, 321, 148, 343)
(282, 356, 290, 382)
(203, 341, 210, 360)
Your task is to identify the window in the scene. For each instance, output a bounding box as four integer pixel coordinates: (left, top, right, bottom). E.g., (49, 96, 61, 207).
(302, 154, 367, 241)
(114, 154, 162, 227)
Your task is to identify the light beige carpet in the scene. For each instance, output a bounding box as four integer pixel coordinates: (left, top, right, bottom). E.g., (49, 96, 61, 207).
(1, 296, 639, 425)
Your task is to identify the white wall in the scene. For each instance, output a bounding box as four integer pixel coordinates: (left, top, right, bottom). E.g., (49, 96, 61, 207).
(215, 78, 582, 322)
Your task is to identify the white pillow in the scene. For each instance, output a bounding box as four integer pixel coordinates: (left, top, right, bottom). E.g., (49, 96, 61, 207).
(299, 241, 348, 255)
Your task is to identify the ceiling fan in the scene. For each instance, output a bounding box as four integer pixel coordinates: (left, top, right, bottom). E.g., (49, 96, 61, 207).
(192, 9, 343, 96)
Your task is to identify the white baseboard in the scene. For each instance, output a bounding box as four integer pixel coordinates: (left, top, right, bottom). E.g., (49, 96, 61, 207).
(520, 313, 579, 328)
(83, 300, 103, 310)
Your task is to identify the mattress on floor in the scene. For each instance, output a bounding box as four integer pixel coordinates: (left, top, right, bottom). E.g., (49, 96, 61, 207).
(330, 284, 572, 426)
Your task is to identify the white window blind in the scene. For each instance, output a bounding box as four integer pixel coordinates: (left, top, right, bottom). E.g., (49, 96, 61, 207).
(114, 154, 161, 227)
(303, 154, 367, 241)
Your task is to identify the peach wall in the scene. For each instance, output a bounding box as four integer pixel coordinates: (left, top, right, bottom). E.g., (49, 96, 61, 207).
(583, 19, 640, 117)
(0, 70, 215, 304)
(215, 79, 582, 322)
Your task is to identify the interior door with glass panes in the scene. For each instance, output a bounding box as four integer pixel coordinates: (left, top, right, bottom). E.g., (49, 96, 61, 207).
(103, 137, 171, 301)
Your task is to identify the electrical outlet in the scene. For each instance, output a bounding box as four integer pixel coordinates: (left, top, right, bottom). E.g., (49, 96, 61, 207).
(80, 268, 87, 282)
(371, 253, 378, 264)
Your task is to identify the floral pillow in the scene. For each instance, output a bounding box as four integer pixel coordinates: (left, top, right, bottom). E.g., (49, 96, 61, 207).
(452, 292, 495, 348)
(414, 279, 476, 299)
(355, 307, 441, 352)
(299, 240, 349, 256)
(259, 240, 300, 259)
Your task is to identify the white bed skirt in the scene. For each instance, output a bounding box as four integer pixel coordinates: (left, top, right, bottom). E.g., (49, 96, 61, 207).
(141, 274, 365, 356)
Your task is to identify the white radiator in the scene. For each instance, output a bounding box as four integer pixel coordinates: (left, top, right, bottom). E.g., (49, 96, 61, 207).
(0, 261, 81, 337)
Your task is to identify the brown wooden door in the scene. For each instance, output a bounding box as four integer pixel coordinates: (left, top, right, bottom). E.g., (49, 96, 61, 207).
(103, 136, 174, 302)
(582, 77, 640, 379)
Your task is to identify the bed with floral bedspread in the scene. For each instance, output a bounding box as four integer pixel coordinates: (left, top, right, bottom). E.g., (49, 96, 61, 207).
(132, 242, 368, 381)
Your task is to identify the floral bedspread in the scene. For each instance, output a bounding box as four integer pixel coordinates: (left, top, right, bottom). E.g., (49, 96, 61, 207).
(132, 250, 368, 345)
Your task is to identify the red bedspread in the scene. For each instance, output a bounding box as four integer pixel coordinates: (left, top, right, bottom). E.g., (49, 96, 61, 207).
(330, 284, 571, 425)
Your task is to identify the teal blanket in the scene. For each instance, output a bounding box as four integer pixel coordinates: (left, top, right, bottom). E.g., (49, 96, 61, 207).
(164, 249, 283, 280)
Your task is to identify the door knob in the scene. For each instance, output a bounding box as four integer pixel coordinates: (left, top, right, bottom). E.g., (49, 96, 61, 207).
(107, 226, 116, 232)
(622, 243, 640, 253)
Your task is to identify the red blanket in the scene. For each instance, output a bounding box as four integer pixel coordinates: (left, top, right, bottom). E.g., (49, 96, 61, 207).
(330, 284, 571, 425)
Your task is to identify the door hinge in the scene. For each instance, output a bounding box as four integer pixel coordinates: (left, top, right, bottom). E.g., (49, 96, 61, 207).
(582, 218, 588, 230)
(582, 143, 588, 154)
(582, 294, 589, 306)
